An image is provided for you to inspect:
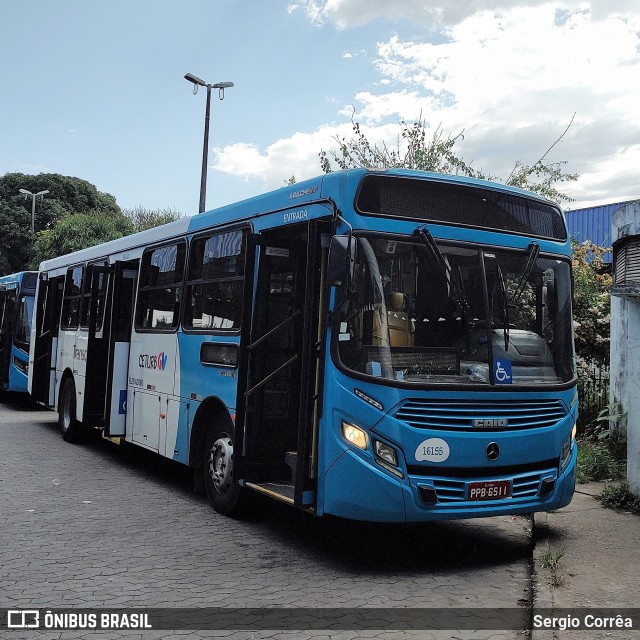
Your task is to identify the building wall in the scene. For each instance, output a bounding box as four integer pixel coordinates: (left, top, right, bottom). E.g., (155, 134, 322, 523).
(610, 201, 640, 493)
(565, 200, 637, 263)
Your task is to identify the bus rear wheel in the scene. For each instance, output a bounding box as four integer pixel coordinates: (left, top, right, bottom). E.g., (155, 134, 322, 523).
(59, 378, 82, 443)
(203, 425, 242, 516)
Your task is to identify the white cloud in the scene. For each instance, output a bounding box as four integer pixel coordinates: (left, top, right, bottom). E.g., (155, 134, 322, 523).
(343, 52, 353, 59)
(212, 127, 349, 184)
(287, 4, 299, 15)
(218, 3, 640, 207)
(359, 6, 640, 204)
(300, 0, 640, 28)
(212, 122, 405, 187)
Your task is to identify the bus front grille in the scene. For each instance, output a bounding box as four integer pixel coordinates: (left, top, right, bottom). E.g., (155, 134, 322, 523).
(414, 466, 558, 503)
(394, 399, 566, 431)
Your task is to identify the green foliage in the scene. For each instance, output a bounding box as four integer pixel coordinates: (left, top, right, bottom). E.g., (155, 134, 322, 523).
(123, 206, 182, 233)
(539, 548, 565, 587)
(581, 402, 627, 462)
(0, 174, 189, 272)
(0, 172, 120, 231)
(319, 112, 578, 202)
(0, 172, 123, 275)
(576, 440, 625, 484)
(572, 240, 611, 367)
(0, 201, 32, 275)
(598, 482, 640, 514)
(33, 212, 134, 265)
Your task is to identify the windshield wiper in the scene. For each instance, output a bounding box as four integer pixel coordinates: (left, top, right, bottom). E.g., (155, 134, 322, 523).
(511, 242, 540, 306)
(415, 225, 471, 352)
(414, 226, 467, 308)
(496, 264, 510, 352)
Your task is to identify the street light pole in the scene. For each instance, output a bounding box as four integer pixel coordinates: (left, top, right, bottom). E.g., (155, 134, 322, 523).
(184, 73, 234, 213)
(18, 189, 49, 232)
(200, 83, 212, 215)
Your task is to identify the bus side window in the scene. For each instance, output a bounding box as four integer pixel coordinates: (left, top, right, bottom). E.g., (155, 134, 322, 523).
(61, 266, 84, 330)
(80, 262, 108, 330)
(135, 242, 186, 332)
(184, 230, 245, 331)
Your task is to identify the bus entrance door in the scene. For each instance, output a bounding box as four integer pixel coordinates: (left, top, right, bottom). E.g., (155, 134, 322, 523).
(0, 286, 11, 387)
(31, 276, 64, 405)
(236, 222, 324, 510)
(84, 260, 138, 436)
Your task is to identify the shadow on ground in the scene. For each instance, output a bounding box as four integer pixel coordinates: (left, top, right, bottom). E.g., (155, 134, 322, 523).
(7, 394, 532, 576)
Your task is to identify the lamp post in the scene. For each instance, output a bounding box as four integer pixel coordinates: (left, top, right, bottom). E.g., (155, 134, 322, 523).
(19, 189, 49, 232)
(184, 73, 234, 213)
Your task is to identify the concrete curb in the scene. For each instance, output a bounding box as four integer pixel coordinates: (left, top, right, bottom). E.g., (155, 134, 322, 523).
(531, 510, 555, 640)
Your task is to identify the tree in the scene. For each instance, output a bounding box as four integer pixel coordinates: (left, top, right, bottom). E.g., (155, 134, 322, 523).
(122, 206, 182, 233)
(0, 172, 123, 274)
(33, 212, 134, 264)
(0, 202, 32, 275)
(0, 172, 121, 232)
(571, 240, 611, 367)
(319, 113, 578, 203)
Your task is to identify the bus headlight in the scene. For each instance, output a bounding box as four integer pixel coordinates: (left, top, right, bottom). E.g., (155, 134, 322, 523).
(561, 424, 577, 470)
(374, 440, 398, 467)
(341, 421, 368, 450)
(13, 356, 28, 375)
(373, 440, 404, 478)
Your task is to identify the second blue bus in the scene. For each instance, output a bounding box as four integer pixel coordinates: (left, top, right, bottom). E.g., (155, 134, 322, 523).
(0, 271, 36, 394)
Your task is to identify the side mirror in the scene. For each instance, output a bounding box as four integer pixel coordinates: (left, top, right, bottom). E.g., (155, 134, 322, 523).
(327, 235, 355, 287)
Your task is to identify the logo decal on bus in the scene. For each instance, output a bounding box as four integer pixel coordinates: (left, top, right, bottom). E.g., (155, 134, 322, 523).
(139, 352, 168, 371)
(415, 438, 450, 463)
(493, 359, 512, 384)
(283, 209, 308, 223)
(289, 186, 318, 199)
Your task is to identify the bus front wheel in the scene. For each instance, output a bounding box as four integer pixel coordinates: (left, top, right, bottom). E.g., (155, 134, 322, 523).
(59, 378, 82, 443)
(203, 425, 242, 516)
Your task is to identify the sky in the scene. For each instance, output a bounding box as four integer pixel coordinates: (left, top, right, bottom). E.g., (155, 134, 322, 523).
(1, 0, 639, 216)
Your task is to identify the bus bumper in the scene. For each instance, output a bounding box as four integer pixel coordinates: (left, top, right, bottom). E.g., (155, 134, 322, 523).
(323, 444, 577, 523)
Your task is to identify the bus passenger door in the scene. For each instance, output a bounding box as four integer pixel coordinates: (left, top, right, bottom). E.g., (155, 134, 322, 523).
(0, 286, 8, 387)
(31, 276, 64, 405)
(0, 288, 17, 388)
(0, 286, 11, 387)
(85, 260, 137, 435)
(236, 222, 326, 509)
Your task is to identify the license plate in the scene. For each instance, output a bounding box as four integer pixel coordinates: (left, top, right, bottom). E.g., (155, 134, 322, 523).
(468, 480, 511, 501)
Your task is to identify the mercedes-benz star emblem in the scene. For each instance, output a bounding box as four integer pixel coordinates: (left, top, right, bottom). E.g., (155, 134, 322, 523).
(486, 442, 500, 461)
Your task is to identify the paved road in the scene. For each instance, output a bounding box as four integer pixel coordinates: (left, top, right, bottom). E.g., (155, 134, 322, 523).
(0, 396, 534, 639)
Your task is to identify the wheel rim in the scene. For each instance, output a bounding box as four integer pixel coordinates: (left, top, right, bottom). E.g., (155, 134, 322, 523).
(208, 436, 234, 495)
(62, 389, 72, 430)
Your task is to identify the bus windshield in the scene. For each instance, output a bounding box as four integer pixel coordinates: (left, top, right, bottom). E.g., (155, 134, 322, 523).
(14, 295, 34, 351)
(334, 234, 574, 386)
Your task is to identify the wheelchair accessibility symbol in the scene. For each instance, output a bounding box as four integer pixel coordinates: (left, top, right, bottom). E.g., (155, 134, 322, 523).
(494, 359, 512, 384)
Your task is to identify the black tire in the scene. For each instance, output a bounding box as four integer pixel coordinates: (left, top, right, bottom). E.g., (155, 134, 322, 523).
(203, 423, 242, 516)
(59, 378, 82, 443)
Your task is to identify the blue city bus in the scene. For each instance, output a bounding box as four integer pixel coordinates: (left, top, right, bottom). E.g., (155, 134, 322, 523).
(29, 169, 577, 521)
(0, 271, 37, 394)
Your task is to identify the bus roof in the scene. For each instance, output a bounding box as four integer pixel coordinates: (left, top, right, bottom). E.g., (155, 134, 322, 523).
(0, 271, 37, 291)
(36, 169, 560, 272)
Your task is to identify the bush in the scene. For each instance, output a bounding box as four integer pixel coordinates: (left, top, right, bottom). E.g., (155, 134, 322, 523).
(598, 483, 640, 514)
(576, 441, 625, 484)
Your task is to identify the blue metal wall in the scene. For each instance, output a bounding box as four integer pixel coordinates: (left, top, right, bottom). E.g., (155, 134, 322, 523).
(564, 200, 638, 263)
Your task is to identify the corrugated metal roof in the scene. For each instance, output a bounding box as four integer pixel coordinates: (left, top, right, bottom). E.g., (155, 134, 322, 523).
(564, 200, 638, 263)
